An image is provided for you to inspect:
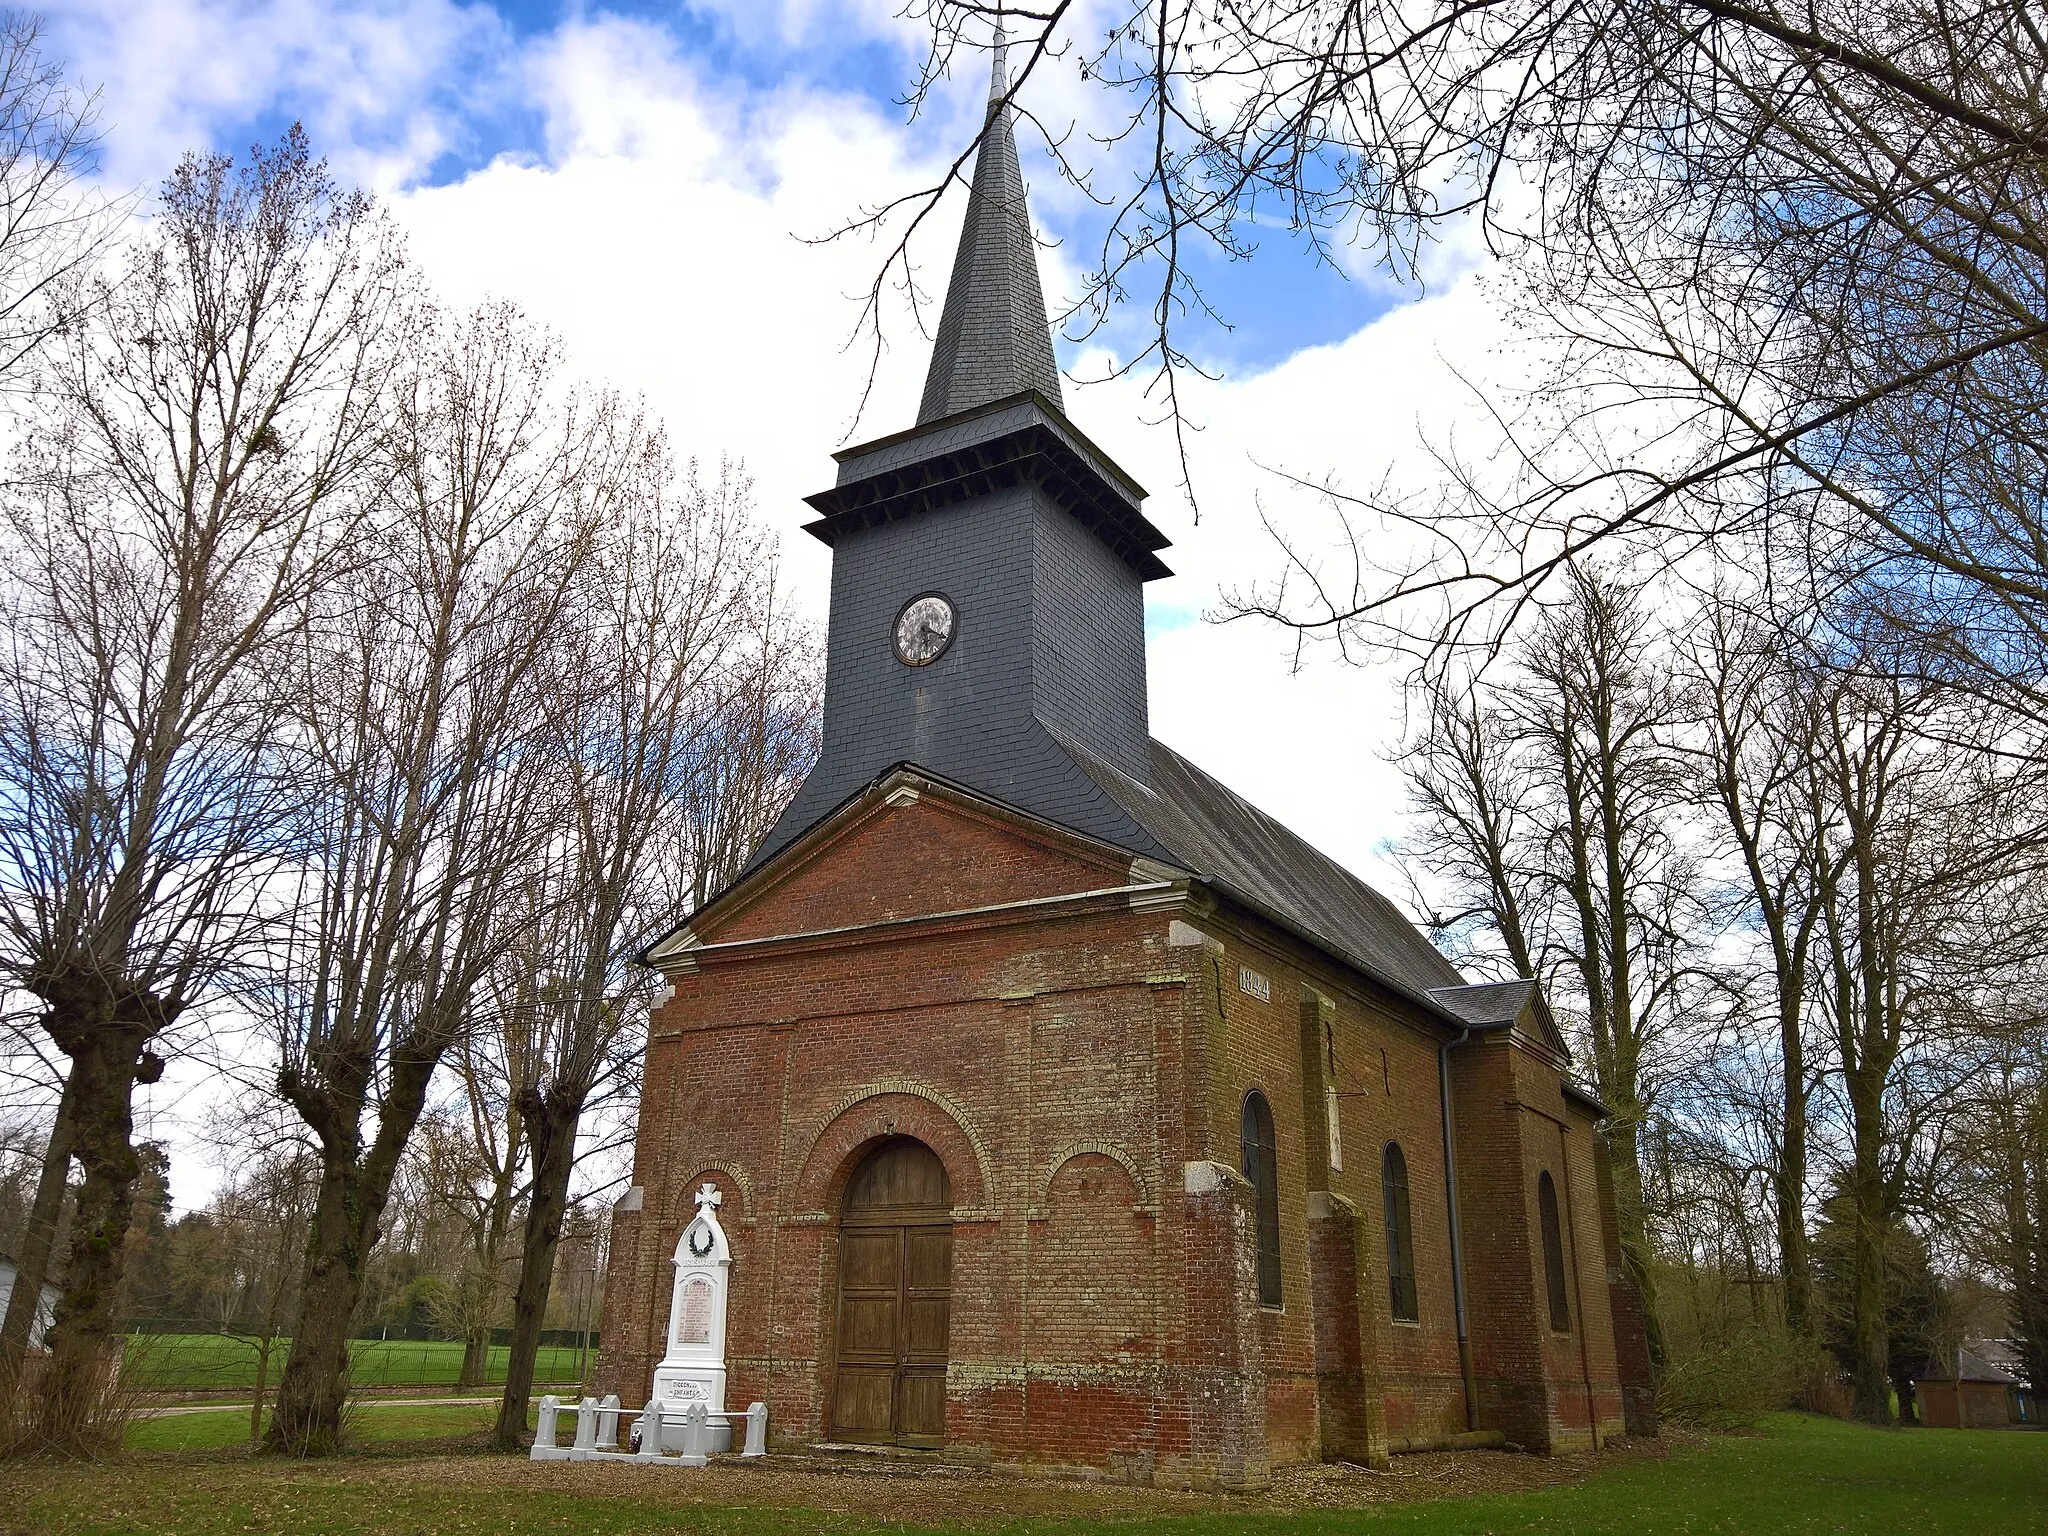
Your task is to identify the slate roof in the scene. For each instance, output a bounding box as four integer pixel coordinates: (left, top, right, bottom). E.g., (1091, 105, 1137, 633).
(1053, 728, 1468, 1009)
(917, 40, 1063, 424)
(1924, 1345, 2022, 1385)
(1428, 979, 1538, 1027)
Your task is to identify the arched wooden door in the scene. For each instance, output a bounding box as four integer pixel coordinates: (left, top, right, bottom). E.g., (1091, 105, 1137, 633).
(831, 1138, 952, 1446)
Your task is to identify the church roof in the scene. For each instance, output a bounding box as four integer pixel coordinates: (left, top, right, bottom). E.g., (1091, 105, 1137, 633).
(917, 39, 1063, 423)
(1054, 730, 1468, 1007)
(1427, 978, 1538, 1027)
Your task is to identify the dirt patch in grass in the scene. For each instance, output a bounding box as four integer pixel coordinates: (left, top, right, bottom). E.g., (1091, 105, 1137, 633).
(352, 1433, 1674, 1525)
(0, 1429, 1692, 1535)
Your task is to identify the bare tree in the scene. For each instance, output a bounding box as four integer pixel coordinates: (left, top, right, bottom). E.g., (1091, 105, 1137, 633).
(1799, 669, 2048, 1419)
(420, 1044, 528, 1389)
(0, 1068, 71, 1391)
(1403, 563, 1705, 1366)
(0, 129, 402, 1452)
(0, 10, 185, 1400)
(0, 10, 116, 381)
(1679, 595, 1843, 1335)
(492, 457, 810, 1449)
(262, 302, 628, 1456)
(1949, 1006, 2048, 1399)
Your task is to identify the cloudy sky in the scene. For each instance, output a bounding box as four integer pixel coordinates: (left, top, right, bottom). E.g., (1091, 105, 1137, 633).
(45, 0, 1514, 959)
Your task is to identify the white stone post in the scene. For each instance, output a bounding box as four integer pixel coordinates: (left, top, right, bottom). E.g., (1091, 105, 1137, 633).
(742, 1401, 767, 1458)
(531, 1394, 561, 1460)
(596, 1392, 620, 1450)
(634, 1402, 662, 1461)
(678, 1401, 710, 1468)
(570, 1396, 598, 1459)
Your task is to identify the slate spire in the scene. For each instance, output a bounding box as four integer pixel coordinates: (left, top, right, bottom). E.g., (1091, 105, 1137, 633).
(916, 31, 1063, 423)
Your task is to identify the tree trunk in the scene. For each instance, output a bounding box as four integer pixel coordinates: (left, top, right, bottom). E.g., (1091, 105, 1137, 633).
(1845, 1073, 1895, 1424)
(249, 1336, 273, 1447)
(459, 1326, 491, 1390)
(36, 1019, 157, 1454)
(1604, 1112, 1666, 1370)
(1777, 992, 1812, 1335)
(493, 1092, 579, 1451)
(264, 1153, 374, 1456)
(0, 1069, 79, 1395)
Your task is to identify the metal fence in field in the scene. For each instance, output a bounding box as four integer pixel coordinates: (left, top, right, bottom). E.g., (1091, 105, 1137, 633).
(122, 1329, 596, 1393)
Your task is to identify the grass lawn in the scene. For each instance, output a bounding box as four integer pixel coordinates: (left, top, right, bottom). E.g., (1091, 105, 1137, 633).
(4, 1413, 2044, 1535)
(122, 1335, 589, 1391)
(126, 1401, 502, 1453)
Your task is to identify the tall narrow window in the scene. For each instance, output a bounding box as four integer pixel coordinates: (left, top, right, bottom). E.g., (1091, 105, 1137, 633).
(1382, 1142, 1418, 1322)
(1539, 1172, 1570, 1332)
(1240, 1090, 1282, 1307)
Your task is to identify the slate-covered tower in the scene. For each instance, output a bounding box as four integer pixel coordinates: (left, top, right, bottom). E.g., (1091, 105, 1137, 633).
(751, 45, 1174, 870)
(599, 42, 1653, 1486)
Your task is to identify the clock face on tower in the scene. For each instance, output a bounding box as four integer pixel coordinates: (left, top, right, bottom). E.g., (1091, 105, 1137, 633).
(893, 592, 956, 666)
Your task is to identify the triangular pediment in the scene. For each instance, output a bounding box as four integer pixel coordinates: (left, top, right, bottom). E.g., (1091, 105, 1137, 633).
(647, 765, 1180, 964)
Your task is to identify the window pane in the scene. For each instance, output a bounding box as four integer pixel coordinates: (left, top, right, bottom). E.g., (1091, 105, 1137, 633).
(1242, 1091, 1282, 1308)
(1383, 1142, 1417, 1322)
(1539, 1172, 1570, 1332)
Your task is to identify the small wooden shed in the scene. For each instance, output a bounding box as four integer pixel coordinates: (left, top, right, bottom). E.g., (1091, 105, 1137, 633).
(1913, 1342, 2038, 1428)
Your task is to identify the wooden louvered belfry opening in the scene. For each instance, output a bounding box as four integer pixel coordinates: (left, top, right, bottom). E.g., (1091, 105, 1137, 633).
(831, 1138, 953, 1447)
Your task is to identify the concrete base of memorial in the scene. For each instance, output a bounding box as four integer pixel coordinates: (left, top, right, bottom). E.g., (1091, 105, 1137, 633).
(530, 1393, 766, 1465)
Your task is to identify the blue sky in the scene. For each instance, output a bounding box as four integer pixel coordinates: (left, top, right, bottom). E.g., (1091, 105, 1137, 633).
(49, 0, 1405, 376)
(60, 0, 1517, 1194)
(37, 0, 1504, 881)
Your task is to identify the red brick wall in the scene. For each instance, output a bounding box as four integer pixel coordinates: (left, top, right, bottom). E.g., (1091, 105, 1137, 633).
(596, 781, 1644, 1480)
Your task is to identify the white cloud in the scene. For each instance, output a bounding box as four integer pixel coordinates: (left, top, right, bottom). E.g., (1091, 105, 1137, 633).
(47, 0, 510, 191)
(56, 1, 1532, 1193)
(382, 14, 1520, 898)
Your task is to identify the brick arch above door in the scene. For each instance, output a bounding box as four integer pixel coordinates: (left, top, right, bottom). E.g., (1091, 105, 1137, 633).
(792, 1081, 996, 1220)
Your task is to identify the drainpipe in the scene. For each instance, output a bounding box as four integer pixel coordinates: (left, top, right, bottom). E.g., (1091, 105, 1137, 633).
(1438, 1024, 1478, 1431)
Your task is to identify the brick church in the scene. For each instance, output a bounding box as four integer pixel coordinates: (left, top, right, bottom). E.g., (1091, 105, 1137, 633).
(598, 46, 1654, 1487)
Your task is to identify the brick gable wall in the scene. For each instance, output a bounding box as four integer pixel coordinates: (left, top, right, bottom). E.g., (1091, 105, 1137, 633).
(599, 784, 1635, 1483)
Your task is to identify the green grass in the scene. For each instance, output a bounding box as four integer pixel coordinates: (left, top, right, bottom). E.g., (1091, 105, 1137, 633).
(122, 1334, 590, 1390)
(4, 1413, 2044, 1535)
(125, 1401, 502, 1453)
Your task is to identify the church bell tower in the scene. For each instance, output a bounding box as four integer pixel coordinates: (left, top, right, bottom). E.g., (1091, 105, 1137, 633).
(749, 41, 1175, 871)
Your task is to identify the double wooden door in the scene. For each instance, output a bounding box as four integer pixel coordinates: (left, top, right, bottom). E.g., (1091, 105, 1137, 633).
(831, 1140, 952, 1446)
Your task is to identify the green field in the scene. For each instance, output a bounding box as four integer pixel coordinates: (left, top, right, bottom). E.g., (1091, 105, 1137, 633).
(4, 1413, 2043, 1535)
(122, 1334, 590, 1391)
(126, 1401, 502, 1452)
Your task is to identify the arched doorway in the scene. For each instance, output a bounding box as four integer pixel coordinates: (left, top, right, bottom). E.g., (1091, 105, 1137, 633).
(831, 1138, 952, 1446)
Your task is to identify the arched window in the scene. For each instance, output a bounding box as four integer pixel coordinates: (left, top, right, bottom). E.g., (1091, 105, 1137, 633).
(1538, 1171, 1570, 1332)
(1239, 1090, 1282, 1307)
(1382, 1142, 1418, 1322)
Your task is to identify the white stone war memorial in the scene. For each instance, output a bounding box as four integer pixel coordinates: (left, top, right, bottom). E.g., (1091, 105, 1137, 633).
(531, 1186, 766, 1464)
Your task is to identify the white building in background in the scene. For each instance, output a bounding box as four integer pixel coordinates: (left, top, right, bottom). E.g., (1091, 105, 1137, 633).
(0, 1252, 59, 1348)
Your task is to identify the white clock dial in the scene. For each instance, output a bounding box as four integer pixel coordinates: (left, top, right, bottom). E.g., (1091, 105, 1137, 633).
(893, 592, 956, 666)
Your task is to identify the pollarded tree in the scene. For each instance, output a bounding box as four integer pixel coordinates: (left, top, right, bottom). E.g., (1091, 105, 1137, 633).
(491, 456, 814, 1449)
(262, 301, 638, 1456)
(0, 128, 403, 1452)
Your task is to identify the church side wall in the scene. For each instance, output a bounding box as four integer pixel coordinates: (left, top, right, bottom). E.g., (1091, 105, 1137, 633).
(598, 802, 1637, 1479)
(1449, 1038, 1629, 1451)
(1177, 908, 1472, 1461)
